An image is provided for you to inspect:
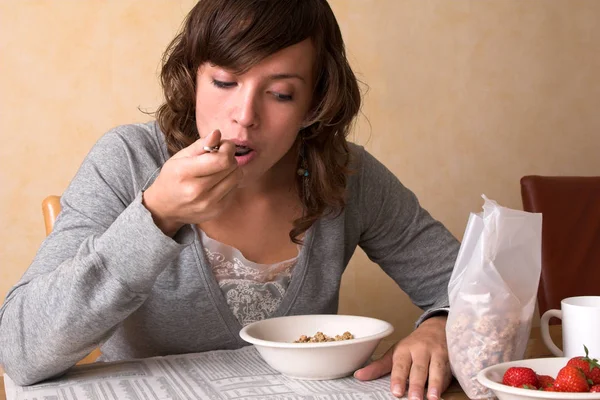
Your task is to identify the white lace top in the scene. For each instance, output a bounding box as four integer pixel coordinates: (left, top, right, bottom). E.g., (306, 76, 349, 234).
(200, 230, 298, 327)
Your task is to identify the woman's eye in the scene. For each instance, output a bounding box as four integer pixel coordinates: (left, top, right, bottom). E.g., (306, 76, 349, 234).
(273, 92, 293, 102)
(212, 79, 236, 88)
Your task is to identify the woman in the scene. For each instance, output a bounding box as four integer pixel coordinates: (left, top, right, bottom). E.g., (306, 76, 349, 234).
(0, 1, 459, 399)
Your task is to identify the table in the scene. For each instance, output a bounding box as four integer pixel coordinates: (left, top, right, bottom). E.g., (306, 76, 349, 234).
(0, 325, 561, 400)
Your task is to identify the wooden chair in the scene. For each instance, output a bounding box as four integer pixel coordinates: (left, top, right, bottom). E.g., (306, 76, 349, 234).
(41, 196, 62, 236)
(42, 195, 101, 365)
(520, 176, 600, 316)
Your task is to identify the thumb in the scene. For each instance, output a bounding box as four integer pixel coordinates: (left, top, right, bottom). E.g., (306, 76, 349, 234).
(353, 351, 393, 381)
(173, 129, 221, 159)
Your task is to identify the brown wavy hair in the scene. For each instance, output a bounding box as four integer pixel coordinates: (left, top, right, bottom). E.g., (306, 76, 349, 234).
(156, 0, 361, 244)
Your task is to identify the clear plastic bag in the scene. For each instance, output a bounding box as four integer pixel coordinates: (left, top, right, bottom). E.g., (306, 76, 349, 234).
(446, 195, 542, 399)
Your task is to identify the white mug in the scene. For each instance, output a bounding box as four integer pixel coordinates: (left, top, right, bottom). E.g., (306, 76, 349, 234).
(541, 296, 600, 359)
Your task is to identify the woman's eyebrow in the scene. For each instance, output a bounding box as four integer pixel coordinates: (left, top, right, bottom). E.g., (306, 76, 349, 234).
(268, 73, 306, 83)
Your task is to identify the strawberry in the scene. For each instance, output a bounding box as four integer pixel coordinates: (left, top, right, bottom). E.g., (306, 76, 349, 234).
(543, 385, 559, 392)
(591, 384, 600, 393)
(553, 365, 590, 392)
(502, 367, 539, 389)
(520, 384, 536, 390)
(567, 345, 600, 385)
(537, 374, 555, 388)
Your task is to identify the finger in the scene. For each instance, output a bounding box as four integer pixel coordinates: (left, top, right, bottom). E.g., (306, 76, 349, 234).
(194, 164, 239, 195)
(191, 168, 242, 221)
(177, 142, 238, 177)
(406, 351, 430, 400)
(174, 129, 222, 159)
(389, 348, 412, 398)
(214, 140, 237, 158)
(425, 354, 451, 400)
(353, 351, 393, 381)
(202, 128, 222, 149)
(207, 166, 243, 202)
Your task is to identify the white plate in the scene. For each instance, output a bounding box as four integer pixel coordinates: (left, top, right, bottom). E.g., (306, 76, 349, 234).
(477, 357, 600, 399)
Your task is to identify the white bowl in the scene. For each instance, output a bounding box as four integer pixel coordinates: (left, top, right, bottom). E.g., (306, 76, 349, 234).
(239, 314, 394, 380)
(477, 357, 600, 399)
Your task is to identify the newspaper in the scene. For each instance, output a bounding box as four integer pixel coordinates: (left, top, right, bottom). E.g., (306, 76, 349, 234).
(3, 345, 413, 400)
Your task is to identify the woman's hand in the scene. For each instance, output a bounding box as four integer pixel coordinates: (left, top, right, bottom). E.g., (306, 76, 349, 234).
(354, 315, 452, 400)
(143, 129, 242, 236)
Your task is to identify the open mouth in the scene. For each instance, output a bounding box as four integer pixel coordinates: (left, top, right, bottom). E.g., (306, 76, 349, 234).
(235, 145, 253, 156)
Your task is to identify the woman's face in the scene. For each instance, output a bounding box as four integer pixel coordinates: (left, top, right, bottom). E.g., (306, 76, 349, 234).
(195, 39, 316, 185)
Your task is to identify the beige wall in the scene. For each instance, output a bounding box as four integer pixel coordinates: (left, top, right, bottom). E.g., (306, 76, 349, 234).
(1, 1, 600, 344)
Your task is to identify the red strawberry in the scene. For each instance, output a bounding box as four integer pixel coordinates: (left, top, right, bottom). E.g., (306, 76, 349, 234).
(502, 367, 539, 389)
(543, 385, 559, 392)
(519, 384, 536, 390)
(537, 374, 555, 388)
(591, 384, 600, 393)
(567, 345, 600, 385)
(553, 365, 590, 392)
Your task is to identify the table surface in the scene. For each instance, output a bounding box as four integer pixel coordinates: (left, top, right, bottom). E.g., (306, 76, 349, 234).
(0, 325, 561, 400)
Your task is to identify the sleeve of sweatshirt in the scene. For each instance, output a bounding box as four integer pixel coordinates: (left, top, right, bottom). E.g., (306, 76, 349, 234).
(0, 125, 190, 385)
(355, 148, 460, 327)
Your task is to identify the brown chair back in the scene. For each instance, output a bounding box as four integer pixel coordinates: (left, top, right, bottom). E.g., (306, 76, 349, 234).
(41, 195, 101, 364)
(520, 176, 600, 315)
(42, 195, 61, 236)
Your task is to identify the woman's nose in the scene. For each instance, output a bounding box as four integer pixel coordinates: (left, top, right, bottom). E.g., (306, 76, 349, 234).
(233, 91, 258, 128)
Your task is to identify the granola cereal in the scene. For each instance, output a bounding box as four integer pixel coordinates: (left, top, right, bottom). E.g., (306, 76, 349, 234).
(447, 307, 531, 399)
(294, 331, 354, 343)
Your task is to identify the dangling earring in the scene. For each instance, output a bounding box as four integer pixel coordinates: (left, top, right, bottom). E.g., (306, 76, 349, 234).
(297, 140, 309, 178)
(297, 139, 310, 205)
